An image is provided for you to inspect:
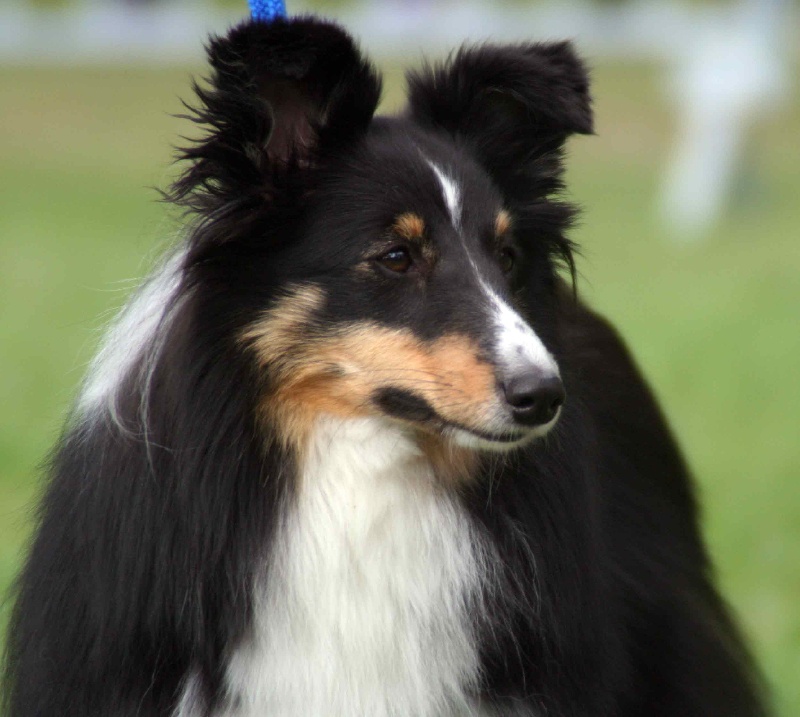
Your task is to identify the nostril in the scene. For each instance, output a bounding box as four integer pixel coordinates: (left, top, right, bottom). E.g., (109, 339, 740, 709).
(503, 374, 565, 427)
(503, 376, 540, 409)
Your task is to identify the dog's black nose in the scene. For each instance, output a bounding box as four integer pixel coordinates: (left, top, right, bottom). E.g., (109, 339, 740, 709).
(503, 374, 565, 427)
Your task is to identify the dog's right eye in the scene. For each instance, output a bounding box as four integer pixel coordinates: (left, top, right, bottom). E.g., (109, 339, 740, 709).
(376, 247, 413, 274)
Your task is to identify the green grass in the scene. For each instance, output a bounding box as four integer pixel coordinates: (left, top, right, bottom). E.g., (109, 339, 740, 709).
(1, 62, 798, 712)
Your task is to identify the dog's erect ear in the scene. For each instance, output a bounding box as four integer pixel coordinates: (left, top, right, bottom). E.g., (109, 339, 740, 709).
(171, 18, 381, 215)
(406, 43, 592, 204)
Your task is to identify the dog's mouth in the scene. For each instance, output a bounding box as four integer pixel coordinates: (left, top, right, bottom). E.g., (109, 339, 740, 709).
(372, 386, 558, 452)
(442, 411, 561, 451)
(443, 422, 533, 451)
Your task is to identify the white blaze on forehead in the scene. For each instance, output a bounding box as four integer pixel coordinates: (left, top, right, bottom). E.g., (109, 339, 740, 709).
(426, 160, 462, 231)
(423, 155, 558, 381)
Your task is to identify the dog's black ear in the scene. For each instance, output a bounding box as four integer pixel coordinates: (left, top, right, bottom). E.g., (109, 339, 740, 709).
(407, 43, 591, 204)
(171, 17, 381, 215)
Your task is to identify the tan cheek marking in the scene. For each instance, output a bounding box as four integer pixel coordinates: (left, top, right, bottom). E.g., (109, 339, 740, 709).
(241, 284, 325, 374)
(495, 209, 512, 237)
(245, 303, 499, 455)
(241, 284, 331, 451)
(421, 335, 498, 427)
(303, 328, 498, 430)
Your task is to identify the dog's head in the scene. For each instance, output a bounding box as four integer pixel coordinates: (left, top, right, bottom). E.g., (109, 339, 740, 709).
(172, 18, 592, 454)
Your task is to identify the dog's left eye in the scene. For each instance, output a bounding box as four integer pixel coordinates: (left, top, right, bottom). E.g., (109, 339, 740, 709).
(376, 247, 413, 274)
(498, 247, 516, 274)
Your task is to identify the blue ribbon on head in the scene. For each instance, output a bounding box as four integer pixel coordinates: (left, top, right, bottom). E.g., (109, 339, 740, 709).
(249, 0, 287, 21)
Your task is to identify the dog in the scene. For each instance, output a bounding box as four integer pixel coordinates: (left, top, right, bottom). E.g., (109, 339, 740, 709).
(3, 16, 767, 717)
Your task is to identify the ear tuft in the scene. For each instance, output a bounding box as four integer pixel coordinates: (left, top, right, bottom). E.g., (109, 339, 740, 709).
(408, 41, 592, 139)
(169, 17, 381, 217)
(407, 42, 592, 203)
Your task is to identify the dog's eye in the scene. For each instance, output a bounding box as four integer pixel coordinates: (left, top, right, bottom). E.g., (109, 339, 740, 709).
(498, 247, 516, 275)
(376, 247, 413, 274)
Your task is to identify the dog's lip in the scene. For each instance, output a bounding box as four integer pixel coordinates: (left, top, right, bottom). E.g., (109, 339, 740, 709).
(440, 419, 529, 445)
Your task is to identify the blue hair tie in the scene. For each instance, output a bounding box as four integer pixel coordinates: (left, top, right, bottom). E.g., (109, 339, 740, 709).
(249, 0, 286, 21)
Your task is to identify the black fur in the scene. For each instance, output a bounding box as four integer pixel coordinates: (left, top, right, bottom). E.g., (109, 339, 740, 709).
(373, 387, 438, 423)
(4, 17, 766, 717)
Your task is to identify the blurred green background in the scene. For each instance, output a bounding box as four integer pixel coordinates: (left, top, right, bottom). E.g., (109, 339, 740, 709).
(1, 26, 798, 717)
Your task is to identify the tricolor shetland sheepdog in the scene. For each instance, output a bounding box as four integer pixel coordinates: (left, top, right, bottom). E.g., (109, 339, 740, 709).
(4, 17, 766, 717)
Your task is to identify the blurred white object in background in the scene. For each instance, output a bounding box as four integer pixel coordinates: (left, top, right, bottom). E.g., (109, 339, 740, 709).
(659, 0, 792, 241)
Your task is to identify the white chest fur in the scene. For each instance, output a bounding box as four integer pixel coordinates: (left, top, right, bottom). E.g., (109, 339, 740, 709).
(224, 417, 490, 717)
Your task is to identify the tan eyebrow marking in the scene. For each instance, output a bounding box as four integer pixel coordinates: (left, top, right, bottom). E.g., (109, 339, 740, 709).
(388, 212, 437, 265)
(495, 209, 512, 237)
(392, 212, 426, 240)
